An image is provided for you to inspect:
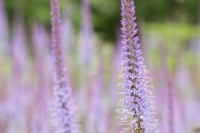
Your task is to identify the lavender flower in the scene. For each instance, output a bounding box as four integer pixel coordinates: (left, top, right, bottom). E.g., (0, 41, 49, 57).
(61, 9, 74, 56)
(12, 12, 28, 72)
(10, 11, 29, 132)
(0, 0, 8, 56)
(118, 0, 158, 132)
(50, 0, 80, 132)
(160, 46, 174, 133)
(0, 0, 8, 39)
(79, 0, 94, 65)
(32, 23, 51, 133)
(86, 47, 106, 133)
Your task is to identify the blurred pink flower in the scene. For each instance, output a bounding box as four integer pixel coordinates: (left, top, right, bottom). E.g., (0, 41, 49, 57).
(79, 0, 94, 65)
(50, 0, 80, 132)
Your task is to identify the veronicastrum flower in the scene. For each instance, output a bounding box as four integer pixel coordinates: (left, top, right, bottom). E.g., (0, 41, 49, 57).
(50, 0, 80, 132)
(118, 0, 158, 133)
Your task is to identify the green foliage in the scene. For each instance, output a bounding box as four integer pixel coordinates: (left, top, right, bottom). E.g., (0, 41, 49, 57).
(146, 23, 199, 45)
(148, 50, 161, 67)
(4, 0, 199, 41)
(167, 54, 176, 74)
(5, 0, 51, 26)
(91, 0, 120, 40)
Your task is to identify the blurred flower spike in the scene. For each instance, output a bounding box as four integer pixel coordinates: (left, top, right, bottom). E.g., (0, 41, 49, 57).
(50, 0, 80, 132)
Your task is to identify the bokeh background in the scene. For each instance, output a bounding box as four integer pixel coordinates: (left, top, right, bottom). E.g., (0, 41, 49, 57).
(0, 0, 200, 132)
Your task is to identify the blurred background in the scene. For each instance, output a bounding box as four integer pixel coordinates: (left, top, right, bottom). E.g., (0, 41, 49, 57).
(0, 0, 200, 132)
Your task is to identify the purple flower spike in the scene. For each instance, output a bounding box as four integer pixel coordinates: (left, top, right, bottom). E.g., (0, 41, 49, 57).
(118, 0, 158, 132)
(50, 0, 80, 132)
(79, 0, 94, 65)
(0, 0, 8, 39)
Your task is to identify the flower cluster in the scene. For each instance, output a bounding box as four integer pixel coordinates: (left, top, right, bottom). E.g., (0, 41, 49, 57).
(118, 0, 158, 132)
(50, 0, 79, 132)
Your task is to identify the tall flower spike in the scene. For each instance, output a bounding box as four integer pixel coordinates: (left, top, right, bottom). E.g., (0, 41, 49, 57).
(80, 0, 94, 65)
(0, 0, 8, 56)
(50, 0, 80, 132)
(118, 0, 158, 132)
